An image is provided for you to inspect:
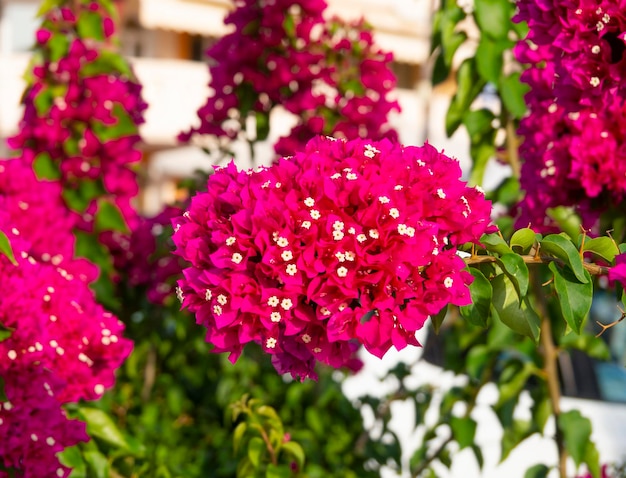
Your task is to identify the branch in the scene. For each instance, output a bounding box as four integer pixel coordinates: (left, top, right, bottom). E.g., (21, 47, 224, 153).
(465, 254, 610, 276)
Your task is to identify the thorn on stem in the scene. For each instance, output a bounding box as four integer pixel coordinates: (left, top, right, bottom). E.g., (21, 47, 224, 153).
(595, 305, 626, 337)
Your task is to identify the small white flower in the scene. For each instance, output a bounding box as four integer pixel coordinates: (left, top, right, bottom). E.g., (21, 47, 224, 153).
(331, 173, 342, 179)
(406, 227, 415, 237)
(267, 296, 280, 307)
(304, 197, 315, 207)
(347, 227, 356, 234)
(286, 264, 298, 276)
(335, 252, 346, 262)
(217, 294, 228, 305)
(301, 220, 311, 229)
(345, 251, 355, 261)
(231, 252, 243, 264)
(357, 233, 367, 243)
(313, 347, 322, 353)
(205, 289, 212, 301)
(338, 302, 348, 311)
(337, 266, 348, 277)
(364, 144, 380, 158)
(437, 188, 446, 199)
(213, 305, 223, 315)
(176, 287, 184, 303)
(226, 236, 236, 246)
(369, 229, 379, 239)
(271, 312, 282, 323)
(310, 209, 321, 220)
(281, 250, 293, 261)
(444, 277, 454, 288)
(590, 77, 600, 87)
(266, 337, 277, 349)
(277, 237, 289, 247)
(281, 298, 293, 310)
(333, 230, 345, 241)
(319, 307, 331, 316)
(592, 45, 601, 54)
(378, 196, 390, 204)
(301, 334, 312, 343)
(333, 220, 344, 230)
(346, 172, 358, 180)
(416, 160, 425, 167)
(394, 185, 403, 190)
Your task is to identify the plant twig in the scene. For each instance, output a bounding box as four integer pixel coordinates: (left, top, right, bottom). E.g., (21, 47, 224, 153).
(532, 271, 567, 478)
(465, 254, 610, 276)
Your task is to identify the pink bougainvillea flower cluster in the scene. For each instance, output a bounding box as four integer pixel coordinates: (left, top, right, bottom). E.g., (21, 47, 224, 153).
(273, 17, 400, 156)
(179, 0, 399, 156)
(102, 206, 186, 306)
(173, 137, 493, 380)
(514, 1, 626, 230)
(7, 0, 146, 229)
(0, 206, 132, 475)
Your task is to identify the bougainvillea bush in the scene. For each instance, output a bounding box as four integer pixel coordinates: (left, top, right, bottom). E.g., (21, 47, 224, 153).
(180, 0, 399, 159)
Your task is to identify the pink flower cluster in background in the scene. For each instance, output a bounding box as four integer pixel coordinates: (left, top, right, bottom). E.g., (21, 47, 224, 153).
(514, 1, 626, 230)
(173, 137, 493, 379)
(103, 206, 185, 306)
(8, 1, 146, 228)
(179, 0, 399, 156)
(0, 157, 132, 476)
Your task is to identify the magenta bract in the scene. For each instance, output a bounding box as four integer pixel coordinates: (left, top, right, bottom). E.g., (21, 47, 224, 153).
(173, 137, 494, 380)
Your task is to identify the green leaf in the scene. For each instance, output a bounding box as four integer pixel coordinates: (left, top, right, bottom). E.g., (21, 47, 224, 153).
(459, 268, 492, 327)
(524, 464, 550, 478)
(491, 274, 540, 341)
(558, 410, 592, 467)
(430, 304, 448, 334)
(450, 416, 477, 449)
(583, 236, 619, 263)
(281, 441, 305, 470)
(463, 109, 495, 143)
(33, 86, 54, 115)
(499, 72, 529, 119)
(77, 11, 105, 41)
(540, 234, 588, 283)
(439, 5, 466, 66)
(474, 0, 514, 40)
(266, 464, 292, 478)
(446, 59, 486, 136)
(475, 35, 505, 84)
(58, 445, 87, 478)
(497, 253, 529, 298)
(0, 230, 17, 265)
(480, 232, 512, 256)
(33, 152, 61, 180)
(37, 0, 63, 16)
(510, 228, 536, 254)
(48, 33, 70, 62)
(466, 345, 490, 380)
(247, 436, 265, 468)
(83, 450, 109, 478)
(500, 419, 533, 462)
(79, 407, 132, 451)
(497, 362, 535, 406)
(468, 141, 495, 187)
(233, 422, 247, 454)
(93, 104, 138, 141)
(62, 180, 104, 213)
(0, 324, 12, 344)
(549, 263, 592, 334)
(583, 441, 601, 478)
(95, 199, 129, 233)
(255, 111, 270, 142)
(547, 206, 582, 241)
